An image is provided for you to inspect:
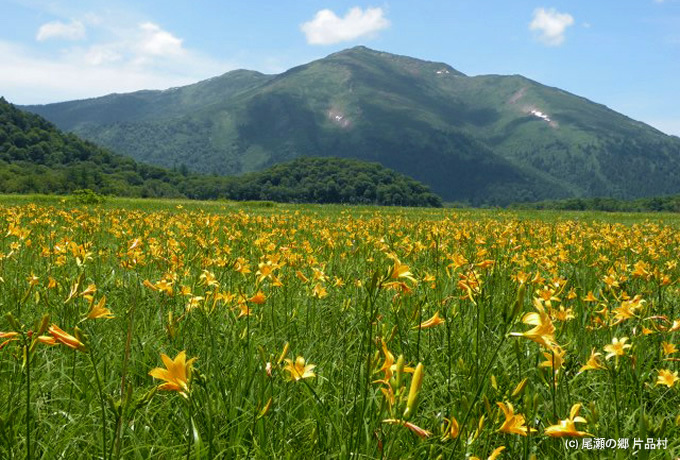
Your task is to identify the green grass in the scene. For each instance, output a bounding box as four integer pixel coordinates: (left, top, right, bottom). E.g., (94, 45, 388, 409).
(1, 197, 680, 459)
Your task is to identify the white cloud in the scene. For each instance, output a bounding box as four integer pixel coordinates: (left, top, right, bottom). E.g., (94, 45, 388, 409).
(0, 19, 235, 104)
(138, 22, 184, 57)
(530, 8, 574, 46)
(36, 19, 86, 41)
(301, 7, 390, 45)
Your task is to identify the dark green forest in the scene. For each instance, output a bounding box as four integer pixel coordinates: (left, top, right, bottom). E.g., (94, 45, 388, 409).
(508, 195, 680, 213)
(0, 98, 442, 207)
(218, 157, 442, 207)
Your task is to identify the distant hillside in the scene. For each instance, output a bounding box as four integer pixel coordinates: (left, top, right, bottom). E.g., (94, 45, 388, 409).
(0, 99, 441, 206)
(0, 97, 192, 197)
(24, 46, 680, 205)
(222, 157, 442, 207)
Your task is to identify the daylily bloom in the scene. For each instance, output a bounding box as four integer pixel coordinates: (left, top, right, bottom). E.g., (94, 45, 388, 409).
(510, 300, 556, 347)
(496, 402, 535, 436)
(578, 348, 606, 372)
(604, 337, 632, 360)
(662, 341, 678, 356)
(48, 324, 87, 352)
(283, 356, 316, 381)
(149, 351, 198, 397)
(544, 403, 592, 437)
(414, 311, 445, 329)
(387, 257, 417, 284)
(248, 291, 266, 304)
(470, 446, 506, 460)
(583, 291, 598, 302)
(86, 296, 114, 320)
(656, 369, 680, 388)
(442, 415, 460, 440)
(0, 331, 19, 350)
(373, 339, 395, 384)
(236, 302, 251, 318)
(539, 344, 566, 374)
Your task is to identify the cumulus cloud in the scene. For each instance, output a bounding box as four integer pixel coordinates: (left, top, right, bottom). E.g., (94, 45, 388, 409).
(301, 7, 390, 45)
(1, 19, 234, 104)
(138, 22, 184, 57)
(36, 20, 86, 41)
(530, 8, 574, 46)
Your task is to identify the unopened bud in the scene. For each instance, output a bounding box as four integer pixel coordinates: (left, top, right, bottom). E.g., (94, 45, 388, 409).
(403, 363, 424, 419)
(5, 312, 20, 331)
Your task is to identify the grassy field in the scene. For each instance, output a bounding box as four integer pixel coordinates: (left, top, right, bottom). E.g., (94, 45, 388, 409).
(2, 196, 680, 459)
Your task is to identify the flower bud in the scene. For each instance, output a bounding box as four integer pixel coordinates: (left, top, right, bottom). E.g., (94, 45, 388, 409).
(403, 363, 424, 419)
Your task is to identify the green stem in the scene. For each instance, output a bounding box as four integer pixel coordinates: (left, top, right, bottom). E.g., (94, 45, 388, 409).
(551, 351, 557, 421)
(25, 344, 32, 460)
(66, 350, 77, 416)
(89, 351, 109, 460)
(611, 365, 621, 439)
(448, 319, 515, 460)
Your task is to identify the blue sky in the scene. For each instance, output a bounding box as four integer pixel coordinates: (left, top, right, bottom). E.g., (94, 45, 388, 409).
(2, 0, 679, 135)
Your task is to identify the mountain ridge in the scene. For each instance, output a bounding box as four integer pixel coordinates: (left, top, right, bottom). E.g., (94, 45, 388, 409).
(22, 45, 680, 205)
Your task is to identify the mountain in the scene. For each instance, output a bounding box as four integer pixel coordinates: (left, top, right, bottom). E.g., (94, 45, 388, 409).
(0, 98, 441, 206)
(23, 46, 680, 205)
(0, 96, 190, 197)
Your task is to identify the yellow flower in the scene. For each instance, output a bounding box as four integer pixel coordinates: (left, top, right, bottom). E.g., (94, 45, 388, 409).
(470, 446, 505, 460)
(387, 257, 417, 284)
(544, 403, 592, 438)
(578, 348, 606, 372)
(656, 369, 680, 388)
(283, 356, 316, 381)
(86, 296, 114, 320)
(662, 341, 678, 356)
(236, 302, 251, 318)
(583, 291, 598, 302)
(373, 339, 395, 384)
(48, 324, 87, 352)
(0, 331, 20, 350)
(604, 337, 631, 360)
(539, 344, 566, 373)
(413, 311, 445, 329)
(312, 283, 327, 299)
(510, 300, 556, 347)
(149, 351, 197, 397)
(488, 446, 505, 460)
(248, 291, 266, 304)
(442, 415, 460, 440)
(26, 273, 39, 286)
(496, 402, 534, 436)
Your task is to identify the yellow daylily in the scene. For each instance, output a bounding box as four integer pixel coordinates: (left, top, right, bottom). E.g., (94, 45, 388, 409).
(578, 348, 606, 372)
(149, 351, 198, 397)
(544, 403, 592, 438)
(656, 369, 680, 388)
(86, 296, 114, 320)
(48, 324, 87, 352)
(283, 356, 316, 381)
(604, 337, 631, 360)
(496, 402, 535, 436)
(414, 311, 445, 329)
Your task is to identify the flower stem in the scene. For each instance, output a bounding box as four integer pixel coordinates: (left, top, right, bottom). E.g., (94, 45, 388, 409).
(25, 344, 32, 460)
(89, 351, 109, 460)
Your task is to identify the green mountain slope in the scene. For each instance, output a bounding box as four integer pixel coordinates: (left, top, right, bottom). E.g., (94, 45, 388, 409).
(23, 46, 680, 205)
(1, 98, 442, 206)
(0, 96, 191, 197)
